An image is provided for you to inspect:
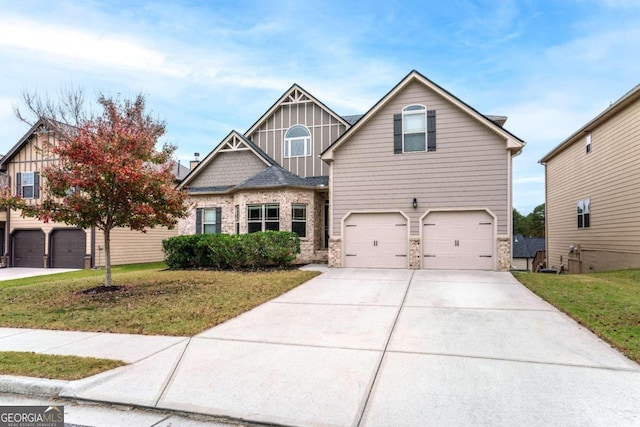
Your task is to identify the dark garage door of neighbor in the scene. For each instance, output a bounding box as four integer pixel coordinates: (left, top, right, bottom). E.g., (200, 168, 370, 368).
(50, 229, 86, 269)
(12, 230, 45, 268)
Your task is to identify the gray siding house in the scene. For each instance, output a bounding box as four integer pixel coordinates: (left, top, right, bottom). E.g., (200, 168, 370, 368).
(180, 71, 525, 270)
(540, 84, 640, 273)
(322, 71, 524, 270)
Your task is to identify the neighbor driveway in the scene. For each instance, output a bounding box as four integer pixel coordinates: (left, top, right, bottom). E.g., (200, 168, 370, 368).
(0, 267, 79, 281)
(6, 269, 639, 426)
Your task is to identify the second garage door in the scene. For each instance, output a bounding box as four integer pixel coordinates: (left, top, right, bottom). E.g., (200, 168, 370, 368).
(343, 212, 408, 268)
(422, 210, 494, 270)
(50, 229, 86, 269)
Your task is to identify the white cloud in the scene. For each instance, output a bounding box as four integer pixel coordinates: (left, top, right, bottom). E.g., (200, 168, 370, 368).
(0, 16, 190, 77)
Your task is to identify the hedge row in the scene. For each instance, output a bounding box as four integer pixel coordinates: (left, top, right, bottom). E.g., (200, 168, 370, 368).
(162, 231, 300, 270)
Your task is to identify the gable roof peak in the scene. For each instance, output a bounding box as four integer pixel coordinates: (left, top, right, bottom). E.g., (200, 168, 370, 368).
(244, 82, 350, 137)
(321, 69, 525, 160)
(177, 129, 276, 189)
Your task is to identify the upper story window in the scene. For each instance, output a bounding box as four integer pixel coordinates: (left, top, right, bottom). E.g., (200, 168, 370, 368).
(403, 105, 426, 152)
(284, 125, 311, 158)
(394, 106, 436, 154)
(585, 133, 591, 154)
(16, 171, 40, 199)
(577, 198, 590, 228)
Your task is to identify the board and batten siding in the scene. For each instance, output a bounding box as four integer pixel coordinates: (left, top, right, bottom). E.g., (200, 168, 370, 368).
(246, 101, 347, 178)
(331, 80, 510, 237)
(5, 134, 57, 205)
(545, 96, 640, 271)
(189, 151, 267, 188)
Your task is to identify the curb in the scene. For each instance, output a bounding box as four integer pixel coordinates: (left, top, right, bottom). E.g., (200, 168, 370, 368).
(0, 375, 68, 397)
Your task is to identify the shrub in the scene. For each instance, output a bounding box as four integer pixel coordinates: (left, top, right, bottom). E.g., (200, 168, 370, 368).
(162, 231, 300, 270)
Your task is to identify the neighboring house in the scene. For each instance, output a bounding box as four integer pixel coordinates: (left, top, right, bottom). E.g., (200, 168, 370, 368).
(0, 120, 182, 268)
(512, 234, 545, 271)
(180, 70, 525, 270)
(540, 84, 640, 273)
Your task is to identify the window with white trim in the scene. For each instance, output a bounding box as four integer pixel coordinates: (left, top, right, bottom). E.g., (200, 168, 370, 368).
(17, 171, 39, 199)
(284, 125, 311, 158)
(585, 133, 592, 154)
(577, 198, 590, 228)
(203, 208, 219, 234)
(248, 204, 280, 233)
(403, 105, 426, 152)
(291, 204, 307, 238)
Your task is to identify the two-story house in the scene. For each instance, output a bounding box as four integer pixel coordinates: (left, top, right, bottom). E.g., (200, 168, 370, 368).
(0, 119, 181, 268)
(540, 84, 640, 273)
(179, 70, 525, 270)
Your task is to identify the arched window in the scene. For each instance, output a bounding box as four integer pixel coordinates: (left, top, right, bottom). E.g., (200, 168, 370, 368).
(402, 104, 426, 152)
(284, 125, 311, 158)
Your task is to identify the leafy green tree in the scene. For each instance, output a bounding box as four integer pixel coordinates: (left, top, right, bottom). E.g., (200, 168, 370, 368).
(529, 203, 545, 237)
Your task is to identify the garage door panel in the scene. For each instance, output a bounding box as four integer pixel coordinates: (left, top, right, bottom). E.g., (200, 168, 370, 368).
(423, 211, 494, 270)
(344, 213, 408, 269)
(51, 229, 86, 269)
(13, 230, 45, 268)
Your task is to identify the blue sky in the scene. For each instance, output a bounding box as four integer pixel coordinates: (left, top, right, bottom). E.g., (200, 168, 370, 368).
(1, 0, 639, 214)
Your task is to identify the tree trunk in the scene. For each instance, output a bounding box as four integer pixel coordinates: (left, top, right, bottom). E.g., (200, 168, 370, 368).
(104, 228, 112, 287)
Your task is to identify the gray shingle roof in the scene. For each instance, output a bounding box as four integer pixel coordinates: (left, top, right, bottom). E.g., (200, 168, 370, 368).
(304, 176, 329, 187)
(513, 235, 545, 258)
(342, 115, 363, 125)
(236, 165, 311, 189)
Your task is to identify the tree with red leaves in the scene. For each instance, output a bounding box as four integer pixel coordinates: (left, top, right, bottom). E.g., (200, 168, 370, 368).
(1, 93, 188, 287)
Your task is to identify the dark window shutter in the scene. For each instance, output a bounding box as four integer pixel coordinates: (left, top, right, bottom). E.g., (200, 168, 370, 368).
(427, 110, 436, 152)
(34, 172, 40, 198)
(393, 114, 402, 154)
(195, 208, 202, 234)
(215, 207, 222, 234)
(16, 172, 22, 197)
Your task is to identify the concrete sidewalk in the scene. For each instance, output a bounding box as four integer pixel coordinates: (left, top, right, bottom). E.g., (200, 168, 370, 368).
(1, 269, 639, 426)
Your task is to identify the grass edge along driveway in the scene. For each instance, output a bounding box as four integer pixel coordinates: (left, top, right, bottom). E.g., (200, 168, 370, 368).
(513, 270, 640, 364)
(0, 262, 320, 336)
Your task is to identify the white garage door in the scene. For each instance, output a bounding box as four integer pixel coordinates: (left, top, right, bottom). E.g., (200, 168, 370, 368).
(344, 213, 408, 268)
(422, 210, 494, 270)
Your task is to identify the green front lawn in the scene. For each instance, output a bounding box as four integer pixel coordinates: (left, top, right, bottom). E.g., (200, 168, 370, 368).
(0, 352, 126, 380)
(0, 263, 319, 336)
(513, 270, 640, 364)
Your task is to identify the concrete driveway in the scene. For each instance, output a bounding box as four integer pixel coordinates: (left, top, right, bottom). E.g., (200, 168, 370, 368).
(0, 267, 79, 281)
(59, 269, 639, 426)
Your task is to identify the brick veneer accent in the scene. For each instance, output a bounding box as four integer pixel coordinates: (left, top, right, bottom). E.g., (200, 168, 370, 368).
(328, 237, 342, 267)
(497, 235, 511, 272)
(409, 237, 420, 269)
(178, 188, 328, 263)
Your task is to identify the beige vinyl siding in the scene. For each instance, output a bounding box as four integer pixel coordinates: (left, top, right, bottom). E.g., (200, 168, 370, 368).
(94, 226, 176, 267)
(247, 101, 347, 178)
(189, 151, 267, 188)
(331, 80, 509, 236)
(546, 97, 640, 270)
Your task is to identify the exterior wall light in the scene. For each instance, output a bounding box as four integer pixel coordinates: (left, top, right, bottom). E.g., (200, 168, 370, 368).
(413, 198, 418, 209)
